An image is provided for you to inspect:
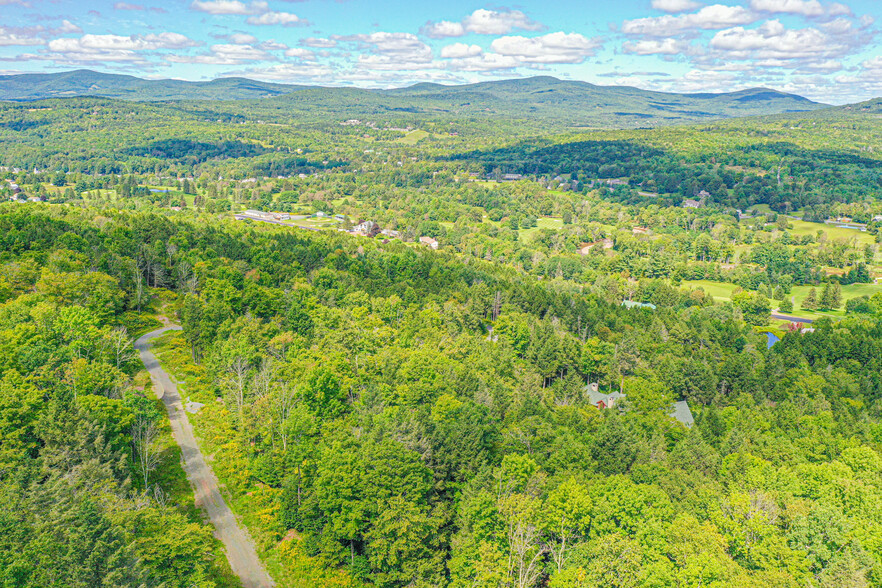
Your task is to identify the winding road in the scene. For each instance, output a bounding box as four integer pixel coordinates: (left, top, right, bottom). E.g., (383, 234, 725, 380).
(135, 324, 275, 588)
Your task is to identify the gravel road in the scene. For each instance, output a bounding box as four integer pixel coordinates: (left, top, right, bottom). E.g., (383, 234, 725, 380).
(135, 324, 275, 588)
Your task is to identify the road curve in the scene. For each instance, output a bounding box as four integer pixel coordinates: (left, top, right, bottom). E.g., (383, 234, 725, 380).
(135, 325, 275, 588)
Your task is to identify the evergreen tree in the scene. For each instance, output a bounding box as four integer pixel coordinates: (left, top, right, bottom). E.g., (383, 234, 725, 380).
(802, 287, 818, 311)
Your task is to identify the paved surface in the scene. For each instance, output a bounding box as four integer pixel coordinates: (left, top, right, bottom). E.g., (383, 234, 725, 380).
(135, 325, 275, 588)
(771, 313, 814, 324)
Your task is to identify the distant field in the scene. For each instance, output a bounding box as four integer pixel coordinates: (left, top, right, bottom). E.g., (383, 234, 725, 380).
(787, 218, 875, 246)
(519, 217, 564, 243)
(682, 279, 882, 319)
(397, 130, 429, 144)
(680, 280, 740, 301)
(289, 216, 341, 229)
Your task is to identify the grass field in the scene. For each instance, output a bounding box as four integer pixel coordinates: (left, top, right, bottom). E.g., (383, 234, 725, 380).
(786, 218, 875, 246)
(397, 129, 429, 144)
(680, 280, 741, 301)
(518, 217, 564, 243)
(681, 279, 882, 319)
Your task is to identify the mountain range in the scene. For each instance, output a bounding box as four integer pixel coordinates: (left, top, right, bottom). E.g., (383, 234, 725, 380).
(0, 69, 830, 128)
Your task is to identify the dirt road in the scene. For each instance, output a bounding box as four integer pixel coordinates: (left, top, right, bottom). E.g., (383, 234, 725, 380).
(135, 325, 275, 588)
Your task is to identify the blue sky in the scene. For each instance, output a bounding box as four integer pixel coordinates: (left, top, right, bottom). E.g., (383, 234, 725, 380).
(0, 0, 879, 103)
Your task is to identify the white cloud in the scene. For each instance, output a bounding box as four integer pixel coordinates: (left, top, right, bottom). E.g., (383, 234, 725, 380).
(228, 33, 257, 44)
(284, 47, 315, 59)
(224, 63, 335, 83)
(167, 43, 271, 64)
(651, 0, 702, 12)
(622, 4, 757, 36)
(56, 20, 82, 34)
(48, 32, 198, 54)
(711, 20, 840, 59)
(623, 38, 690, 55)
(338, 32, 434, 71)
(422, 9, 543, 39)
(490, 32, 600, 64)
(423, 21, 466, 38)
(440, 43, 482, 58)
(300, 37, 336, 48)
(190, 0, 267, 15)
(246, 11, 308, 27)
(339, 32, 432, 59)
(113, 2, 144, 9)
(749, 0, 824, 16)
(0, 27, 44, 46)
(749, 0, 853, 17)
(447, 53, 523, 71)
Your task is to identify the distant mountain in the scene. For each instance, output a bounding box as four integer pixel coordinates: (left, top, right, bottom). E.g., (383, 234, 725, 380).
(379, 76, 826, 126)
(0, 69, 309, 101)
(0, 70, 828, 128)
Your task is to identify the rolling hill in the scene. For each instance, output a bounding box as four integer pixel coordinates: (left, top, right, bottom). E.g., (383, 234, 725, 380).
(0, 69, 829, 128)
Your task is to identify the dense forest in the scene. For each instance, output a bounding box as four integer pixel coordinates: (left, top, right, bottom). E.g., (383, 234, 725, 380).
(0, 206, 880, 587)
(1, 75, 881, 587)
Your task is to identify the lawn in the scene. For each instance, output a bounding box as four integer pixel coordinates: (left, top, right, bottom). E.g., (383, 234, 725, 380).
(680, 280, 741, 301)
(518, 217, 564, 243)
(788, 282, 882, 318)
(290, 216, 342, 229)
(787, 219, 876, 246)
(680, 279, 882, 319)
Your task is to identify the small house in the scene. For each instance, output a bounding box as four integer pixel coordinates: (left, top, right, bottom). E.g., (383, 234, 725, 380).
(419, 236, 439, 250)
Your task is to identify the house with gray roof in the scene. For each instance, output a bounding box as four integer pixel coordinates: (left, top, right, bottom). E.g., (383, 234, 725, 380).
(585, 384, 694, 426)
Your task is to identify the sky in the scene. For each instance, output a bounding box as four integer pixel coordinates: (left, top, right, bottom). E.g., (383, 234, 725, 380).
(0, 0, 879, 104)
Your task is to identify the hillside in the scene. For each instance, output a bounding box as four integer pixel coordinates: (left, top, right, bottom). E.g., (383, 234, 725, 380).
(0, 70, 828, 128)
(0, 69, 309, 102)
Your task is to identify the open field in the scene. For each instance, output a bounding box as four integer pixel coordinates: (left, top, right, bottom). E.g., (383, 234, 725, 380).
(682, 279, 882, 319)
(787, 218, 876, 246)
(397, 129, 429, 144)
(518, 216, 564, 243)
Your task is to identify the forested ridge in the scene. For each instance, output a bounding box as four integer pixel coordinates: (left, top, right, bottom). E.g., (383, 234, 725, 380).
(1, 205, 881, 587)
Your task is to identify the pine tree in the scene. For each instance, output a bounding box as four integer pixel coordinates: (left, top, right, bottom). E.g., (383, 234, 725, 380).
(802, 287, 818, 311)
(830, 282, 842, 310)
(819, 283, 833, 310)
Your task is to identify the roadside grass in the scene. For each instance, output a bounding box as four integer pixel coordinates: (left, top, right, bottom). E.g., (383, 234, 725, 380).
(150, 329, 361, 587)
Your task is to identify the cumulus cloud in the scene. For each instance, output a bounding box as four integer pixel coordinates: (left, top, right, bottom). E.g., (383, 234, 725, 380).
(623, 38, 691, 55)
(300, 37, 336, 48)
(167, 43, 271, 64)
(749, 0, 850, 17)
(651, 0, 703, 12)
(284, 47, 315, 59)
(711, 19, 842, 59)
(223, 63, 335, 83)
(48, 32, 198, 55)
(246, 11, 308, 26)
(226, 33, 257, 44)
(0, 26, 44, 47)
(190, 0, 267, 15)
(113, 2, 145, 10)
(422, 8, 543, 39)
(440, 43, 482, 58)
(622, 4, 757, 36)
(446, 53, 523, 71)
(489, 32, 601, 64)
(335, 32, 434, 71)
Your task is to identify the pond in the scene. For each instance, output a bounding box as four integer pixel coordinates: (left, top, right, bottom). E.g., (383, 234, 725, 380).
(766, 332, 780, 349)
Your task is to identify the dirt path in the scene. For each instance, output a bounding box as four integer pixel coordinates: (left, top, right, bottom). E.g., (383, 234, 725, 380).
(135, 324, 275, 588)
